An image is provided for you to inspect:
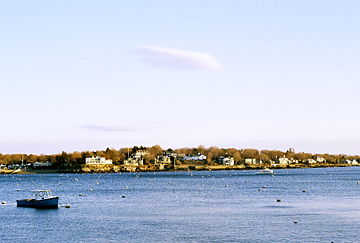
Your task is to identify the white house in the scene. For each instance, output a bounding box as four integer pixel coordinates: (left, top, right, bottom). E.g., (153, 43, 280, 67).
(307, 159, 316, 164)
(154, 155, 172, 164)
(244, 158, 257, 164)
(133, 150, 148, 159)
(183, 154, 207, 161)
(345, 159, 359, 165)
(85, 156, 113, 165)
(316, 157, 326, 163)
(123, 150, 148, 166)
(289, 158, 299, 164)
(123, 157, 143, 166)
(278, 156, 289, 165)
(218, 157, 235, 166)
(33, 161, 52, 168)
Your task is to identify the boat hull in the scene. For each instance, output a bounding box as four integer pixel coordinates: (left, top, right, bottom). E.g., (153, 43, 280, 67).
(17, 197, 59, 209)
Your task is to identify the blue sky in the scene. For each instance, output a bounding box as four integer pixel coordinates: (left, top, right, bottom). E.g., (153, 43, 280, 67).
(0, 0, 359, 154)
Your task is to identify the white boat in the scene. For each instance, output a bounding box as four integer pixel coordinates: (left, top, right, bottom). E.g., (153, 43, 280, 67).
(257, 168, 274, 175)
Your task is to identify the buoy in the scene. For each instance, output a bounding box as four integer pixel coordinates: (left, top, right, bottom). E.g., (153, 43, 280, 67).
(277, 199, 281, 202)
(294, 220, 298, 224)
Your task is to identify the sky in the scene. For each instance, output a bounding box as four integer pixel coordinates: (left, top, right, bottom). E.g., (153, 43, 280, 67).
(0, 0, 359, 155)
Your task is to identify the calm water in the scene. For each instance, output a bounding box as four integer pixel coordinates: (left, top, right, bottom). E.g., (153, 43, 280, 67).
(1, 167, 360, 243)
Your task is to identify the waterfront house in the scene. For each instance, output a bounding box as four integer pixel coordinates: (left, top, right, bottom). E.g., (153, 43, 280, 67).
(316, 157, 326, 163)
(277, 156, 290, 165)
(289, 158, 299, 164)
(85, 156, 113, 165)
(345, 159, 359, 165)
(244, 158, 257, 165)
(165, 152, 178, 157)
(307, 159, 317, 164)
(123, 150, 148, 166)
(218, 156, 235, 166)
(123, 157, 143, 166)
(33, 161, 52, 168)
(183, 154, 207, 161)
(154, 155, 172, 164)
(154, 155, 172, 170)
(133, 150, 148, 158)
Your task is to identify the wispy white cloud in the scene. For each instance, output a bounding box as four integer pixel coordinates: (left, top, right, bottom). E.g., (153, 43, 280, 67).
(80, 124, 145, 132)
(137, 45, 223, 70)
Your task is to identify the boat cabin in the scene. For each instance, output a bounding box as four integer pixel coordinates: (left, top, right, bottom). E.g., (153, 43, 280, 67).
(31, 190, 54, 200)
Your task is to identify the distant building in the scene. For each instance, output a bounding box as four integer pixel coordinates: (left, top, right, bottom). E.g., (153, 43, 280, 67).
(345, 159, 358, 165)
(123, 157, 143, 166)
(307, 159, 316, 164)
(218, 156, 235, 166)
(33, 161, 52, 168)
(244, 158, 257, 164)
(287, 148, 296, 153)
(85, 156, 113, 165)
(123, 150, 148, 166)
(154, 155, 172, 164)
(165, 152, 178, 157)
(183, 154, 207, 161)
(277, 156, 290, 165)
(133, 150, 148, 159)
(316, 157, 326, 163)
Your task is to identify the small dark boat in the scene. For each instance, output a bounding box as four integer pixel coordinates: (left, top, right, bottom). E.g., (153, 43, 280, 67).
(17, 190, 59, 209)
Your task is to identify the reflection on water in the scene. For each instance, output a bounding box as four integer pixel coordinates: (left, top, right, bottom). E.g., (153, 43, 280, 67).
(1, 167, 360, 242)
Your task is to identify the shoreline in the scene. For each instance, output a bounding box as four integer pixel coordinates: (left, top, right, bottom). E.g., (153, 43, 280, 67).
(1, 163, 357, 175)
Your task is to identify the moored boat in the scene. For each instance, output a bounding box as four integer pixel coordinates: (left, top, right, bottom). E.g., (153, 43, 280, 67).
(17, 190, 59, 209)
(256, 168, 274, 175)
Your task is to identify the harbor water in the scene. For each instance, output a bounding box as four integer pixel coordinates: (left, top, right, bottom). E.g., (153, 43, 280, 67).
(2, 167, 360, 242)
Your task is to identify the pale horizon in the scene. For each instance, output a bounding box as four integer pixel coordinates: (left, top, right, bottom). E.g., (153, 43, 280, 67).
(1, 1, 359, 155)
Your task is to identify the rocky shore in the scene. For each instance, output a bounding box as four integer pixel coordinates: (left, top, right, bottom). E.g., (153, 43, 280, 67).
(1, 163, 357, 175)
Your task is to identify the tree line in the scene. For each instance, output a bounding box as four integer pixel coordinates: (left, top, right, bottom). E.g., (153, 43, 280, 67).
(0, 145, 359, 168)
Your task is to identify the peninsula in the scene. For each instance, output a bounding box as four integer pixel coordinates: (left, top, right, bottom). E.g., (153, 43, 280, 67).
(1, 145, 359, 174)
